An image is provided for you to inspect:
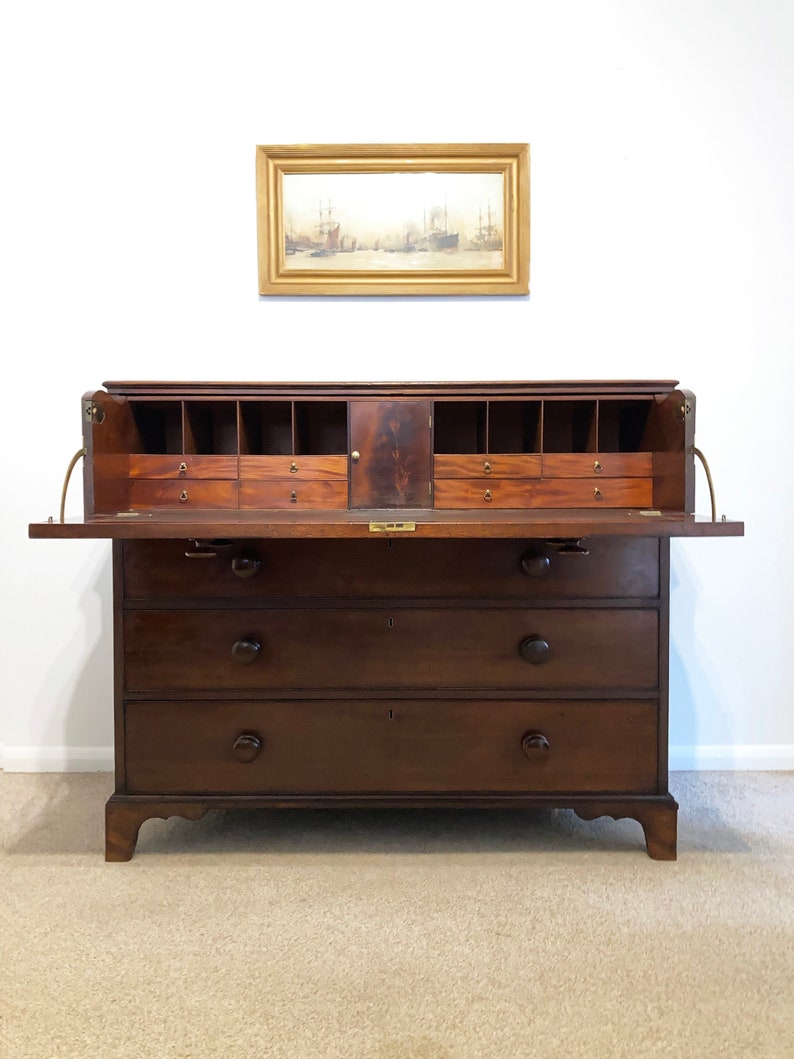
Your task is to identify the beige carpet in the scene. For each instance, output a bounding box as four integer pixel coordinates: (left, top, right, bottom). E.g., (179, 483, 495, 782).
(1, 772, 792, 1059)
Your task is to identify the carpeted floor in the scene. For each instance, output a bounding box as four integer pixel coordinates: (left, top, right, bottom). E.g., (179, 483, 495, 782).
(1, 771, 792, 1059)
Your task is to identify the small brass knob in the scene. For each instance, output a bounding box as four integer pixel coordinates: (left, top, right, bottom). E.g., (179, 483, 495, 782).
(179, 490, 188, 503)
(232, 732, 263, 764)
(593, 487, 603, 501)
(290, 462, 298, 473)
(290, 491, 298, 503)
(484, 489, 493, 502)
(178, 461, 188, 475)
(231, 557, 261, 579)
(483, 461, 492, 474)
(519, 635, 550, 664)
(521, 731, 551, 758)
(351, 450, 361, 462)
(231, 638, 261, 665)
(593, 460, 602, 474)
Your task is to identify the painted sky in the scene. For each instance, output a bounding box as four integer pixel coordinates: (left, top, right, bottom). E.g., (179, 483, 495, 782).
(283, 171, 504, 244)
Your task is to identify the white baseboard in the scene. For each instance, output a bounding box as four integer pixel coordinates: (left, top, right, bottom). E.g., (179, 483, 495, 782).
(1, 745, 114, 772)
(1, 744, 792, 774)
(669, 745, 794, 770)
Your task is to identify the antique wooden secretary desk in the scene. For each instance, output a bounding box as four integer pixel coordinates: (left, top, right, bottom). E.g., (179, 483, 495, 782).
(29, 380, 743, 860)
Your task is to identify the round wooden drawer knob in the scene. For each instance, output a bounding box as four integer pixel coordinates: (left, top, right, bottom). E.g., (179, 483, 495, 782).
(520, 550, 551, 577)
(231, 637, 261, 664)
(232, 732, 263, 763)
(519, 635, 550, 664)
(522, 731, 551, 757)
(231, 557, 262, 579)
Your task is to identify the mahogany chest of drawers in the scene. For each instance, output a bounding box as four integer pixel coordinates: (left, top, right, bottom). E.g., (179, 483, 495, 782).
(29, 380, 743, 859)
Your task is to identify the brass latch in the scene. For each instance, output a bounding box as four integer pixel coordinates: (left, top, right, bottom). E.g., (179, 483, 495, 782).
(368, 521, 417, 533)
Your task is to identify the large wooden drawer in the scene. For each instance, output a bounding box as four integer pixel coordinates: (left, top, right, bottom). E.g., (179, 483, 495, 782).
(124, 698, 659, 795)
(122, 538, 661, 602)
(122, 607, 659, 692)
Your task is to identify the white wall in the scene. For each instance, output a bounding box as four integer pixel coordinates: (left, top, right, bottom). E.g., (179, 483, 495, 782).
(2, 0, 792, 769)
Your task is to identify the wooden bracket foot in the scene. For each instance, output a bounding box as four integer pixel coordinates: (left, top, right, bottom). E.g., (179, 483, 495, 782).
(105, 798, 209, 861)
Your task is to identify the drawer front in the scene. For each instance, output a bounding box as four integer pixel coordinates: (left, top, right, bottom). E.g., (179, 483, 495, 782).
(433, 454, 541, 479)
(129, 480, 239, 509)
(128, 455, 238, 480)
(240, 455, 348, 480)
(239, 480, 348, 510)
(124, 698, 658, 795)
(123, 608, 658, 692)
(534, 478, 653, 508)
(434, 477, 653, 509)
(542, 453, 653, 478)
(123, 537, 660, 602)
(434, 479, 534, 509)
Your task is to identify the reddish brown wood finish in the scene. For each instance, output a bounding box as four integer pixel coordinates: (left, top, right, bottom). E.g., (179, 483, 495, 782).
(129, 480, 238, 509)
(434, 477, 654, 509)
(128, 455, 238, 479)
(121, 537, 661, 602)
(434, 454, 542, 478)
(239, 455, 348, 480)
(239, 480, 348, 510)
(30, 381, 743, 860)
(122, 606, 659, 693)
(124, 699, 658, 795)
(541, 453, 652, 478)
(350, 400, 432, 508)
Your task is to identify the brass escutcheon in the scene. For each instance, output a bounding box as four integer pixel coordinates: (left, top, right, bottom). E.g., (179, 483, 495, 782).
(484, 489, 493, 502)
(483, 461, 492, 474)
(593, 460, 602, 473)
(179, 490, 188, 502)
(593, 487, 603, 501)
(178, 461, 187, 475)
(290, 462, 298, 473)
(290, 491, 297, 503)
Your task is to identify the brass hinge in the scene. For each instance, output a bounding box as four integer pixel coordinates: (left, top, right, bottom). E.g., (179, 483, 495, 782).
(83, 399, 105, 424)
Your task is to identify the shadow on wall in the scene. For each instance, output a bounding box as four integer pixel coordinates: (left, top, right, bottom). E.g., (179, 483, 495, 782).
(36, 542, 114, 765)
(668, 542, 735, 768)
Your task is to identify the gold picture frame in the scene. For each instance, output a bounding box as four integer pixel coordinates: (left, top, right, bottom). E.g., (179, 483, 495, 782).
(256, 143, 529, 296)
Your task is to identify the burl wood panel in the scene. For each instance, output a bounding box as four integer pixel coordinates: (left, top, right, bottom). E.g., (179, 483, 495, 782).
(350, 400, 432, 509)
(122, 607, 659, 692)
(121, 538, 660, 602)
(124, 698, 659, 795)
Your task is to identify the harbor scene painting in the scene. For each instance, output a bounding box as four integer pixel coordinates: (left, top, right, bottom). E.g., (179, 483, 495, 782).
(281, 171, 505, 272)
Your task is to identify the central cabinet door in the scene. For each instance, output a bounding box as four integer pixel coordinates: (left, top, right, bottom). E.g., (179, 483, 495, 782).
(349, 400, 432, 509)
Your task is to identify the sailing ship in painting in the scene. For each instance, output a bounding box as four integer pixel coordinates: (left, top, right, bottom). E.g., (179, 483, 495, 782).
(282, 182, 503, 269)
(470, 201, 503, 251)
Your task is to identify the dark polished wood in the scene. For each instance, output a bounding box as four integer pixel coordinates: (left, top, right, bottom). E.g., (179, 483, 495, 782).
(30, 380, 743, 860)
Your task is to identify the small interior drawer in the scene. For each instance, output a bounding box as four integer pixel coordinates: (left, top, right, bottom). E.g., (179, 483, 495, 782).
(433, 454, 541, 479)
(239, 480, 348, 510)
(239, 455, 348, 480)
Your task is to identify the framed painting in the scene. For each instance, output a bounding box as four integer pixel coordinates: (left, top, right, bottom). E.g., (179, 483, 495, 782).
(256, 143, 529, 296)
